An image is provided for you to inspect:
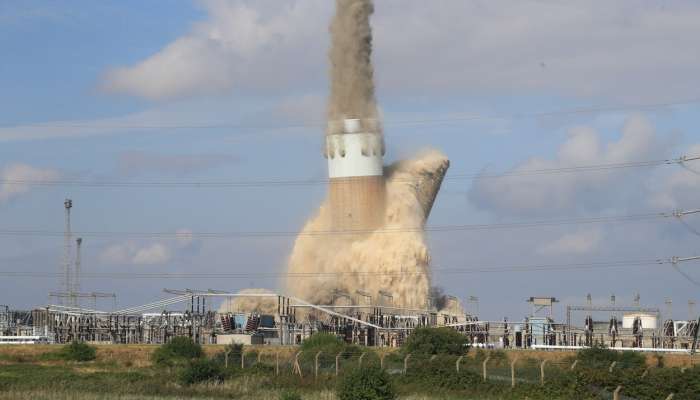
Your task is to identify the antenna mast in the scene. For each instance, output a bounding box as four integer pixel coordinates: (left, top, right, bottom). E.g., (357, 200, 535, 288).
(73, 237, 83, 307)
(62, 199, 73, 307)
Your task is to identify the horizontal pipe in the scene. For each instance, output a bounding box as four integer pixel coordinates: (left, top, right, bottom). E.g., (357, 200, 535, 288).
(532, 344, 691, 354)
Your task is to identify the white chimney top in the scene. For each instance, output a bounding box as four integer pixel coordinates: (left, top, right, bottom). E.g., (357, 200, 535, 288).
(343, 119, 361, 134)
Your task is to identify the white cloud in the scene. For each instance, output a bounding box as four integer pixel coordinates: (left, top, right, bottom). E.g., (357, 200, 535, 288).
(99, 241, 172, 266)
(537, 228, 603, 256)
(98, 228, 202, 266)
(132, 243, 171, 265)
(0, 110, 171, 142)
(469, 114, 661, 216)
(98, 243, 132, 265)
(101, 241, 171, 265)
(0, 164, 60, 203)
(101, 0, 329, 100)
(0, 92, 322, 142)
(99, 0, 700, 101)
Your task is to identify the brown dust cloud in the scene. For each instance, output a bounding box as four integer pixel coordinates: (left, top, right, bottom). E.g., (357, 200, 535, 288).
(226, 0, 456, 315)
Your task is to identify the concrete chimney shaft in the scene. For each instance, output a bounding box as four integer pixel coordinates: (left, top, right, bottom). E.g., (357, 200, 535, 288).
(325, 119, 386, 231)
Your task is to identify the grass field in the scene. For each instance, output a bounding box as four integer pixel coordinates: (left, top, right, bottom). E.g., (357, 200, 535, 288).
(0, 344, 698, 400)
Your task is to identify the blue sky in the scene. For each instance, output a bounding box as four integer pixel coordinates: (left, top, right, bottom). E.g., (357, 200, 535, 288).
(1, 0, 700, 321)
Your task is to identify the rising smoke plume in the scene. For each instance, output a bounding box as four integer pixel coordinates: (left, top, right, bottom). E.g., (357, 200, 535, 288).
(286, 150, 449, 309)
(327, 0, 380, 135)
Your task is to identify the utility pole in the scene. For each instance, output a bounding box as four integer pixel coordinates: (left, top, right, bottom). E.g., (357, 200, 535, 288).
(62, 199, 73, 307)
(73, 238, 83, 308)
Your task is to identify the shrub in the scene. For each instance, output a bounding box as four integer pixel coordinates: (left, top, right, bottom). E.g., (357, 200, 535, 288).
(59, 341, 96, 362)
(577, 344, 645, 369)
(152, 336, 203, 366)
(403, 358, 481, 390)
(402, 327, 468, 356)
(301, 332, 362, 362)
(337, 366, 395, 400)
(180, 358, 225, 385)
(301, 332, 346, 354)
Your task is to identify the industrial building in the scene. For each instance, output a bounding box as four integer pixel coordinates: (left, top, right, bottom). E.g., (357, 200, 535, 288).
(1, 291, 697, 354)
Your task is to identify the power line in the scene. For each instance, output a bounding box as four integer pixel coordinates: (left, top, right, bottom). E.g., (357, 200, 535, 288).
(0, 258, 668, 279)
(2, 97, 698, 130)
(670, 256, 700, 286)
(0, 212, 671, 239)
(0, 155, 696, 188)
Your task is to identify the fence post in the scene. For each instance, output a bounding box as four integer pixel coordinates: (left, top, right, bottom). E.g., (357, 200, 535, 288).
(359, 352, 366, 367)
(403, 353, 412, 375)
(380, 353, 386, 370)
(483, 355, 491, 382)
(430, 355, 437, 362)
(456, 355, 464, 372)
(336, 352, 341, 376)
(315, 351, 322, 380)
(241, 350, 245, 369)
(257, 351, 262, 364)
(641, 367, 650, 378)
(570, 360, 578, 371)
(613, 385, 623, 400)
(276, 351, 280, 376)
(540, 360, 548, 386)
(293, 351, 303, 378)
(609, 361, 617, 373)
(510, 357, 519, 388)
(224, 350, 230, 368)
(665, 394, 674, 400)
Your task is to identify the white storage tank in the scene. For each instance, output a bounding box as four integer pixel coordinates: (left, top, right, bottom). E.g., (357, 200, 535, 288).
(622, 312, 658, 330)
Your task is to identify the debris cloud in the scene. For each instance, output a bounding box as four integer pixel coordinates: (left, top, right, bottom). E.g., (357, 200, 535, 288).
(286, 150, 449, 309)
(327, 0, 380, 134)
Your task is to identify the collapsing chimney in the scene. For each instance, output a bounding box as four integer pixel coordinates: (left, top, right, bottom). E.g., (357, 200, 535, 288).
(285, 0, 450, 309)
(325, 118, 386, 231)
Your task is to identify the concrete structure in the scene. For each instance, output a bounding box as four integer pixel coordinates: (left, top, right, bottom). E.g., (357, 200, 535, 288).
(217, 333, 264, 346)
(325, 119, 385, 231)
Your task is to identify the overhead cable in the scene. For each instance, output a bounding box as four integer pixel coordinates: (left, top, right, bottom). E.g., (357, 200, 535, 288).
(0, 258, 671, 280)
(0, 211, 673, 239)
(0, 155, 697, 188)
(2, 97, 698, 130)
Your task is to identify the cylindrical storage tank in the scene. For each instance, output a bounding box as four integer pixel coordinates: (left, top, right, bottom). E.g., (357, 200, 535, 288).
(622, 312, 658, 330)
(325, 119, 385, 231)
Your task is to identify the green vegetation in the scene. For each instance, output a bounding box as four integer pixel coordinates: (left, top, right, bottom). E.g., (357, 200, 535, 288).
(401, 357, 482, 390)
(301, 332, 359, 356)
(279, 390, 302, 400)
(179, 358, 225, 385)
(151, 337, 203, 366)
(0, 342, 698, 399)
(57, 341, 97, 362)
(576, 343, 646, 369)
(337, 366, 395, 400)
(570, 345, 699, 400)
(402, 327, 468, 356)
